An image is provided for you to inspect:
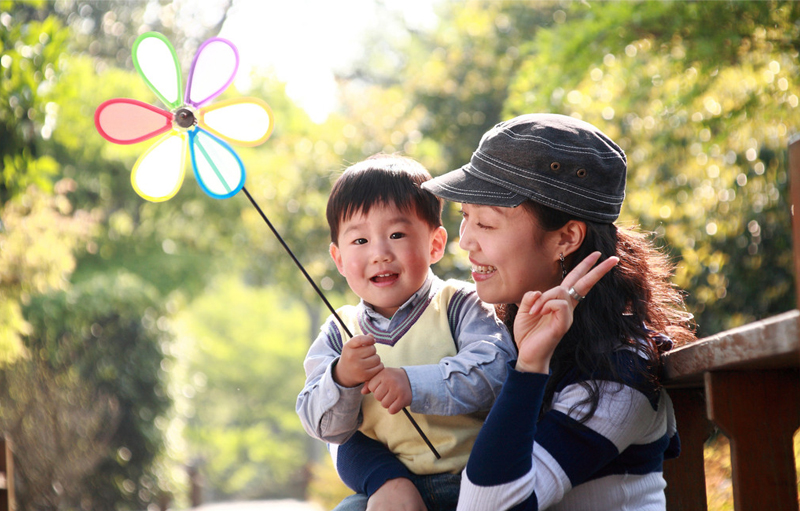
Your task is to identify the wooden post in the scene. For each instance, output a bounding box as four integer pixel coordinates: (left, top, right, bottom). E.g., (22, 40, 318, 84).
(663, 388, 713, 511)
(188, 464, 202, 508)
(789, 133, 800, 309)
(0, 435, 14, 511)
(789, 133, 800, 377)
(705, 370, 800, 511)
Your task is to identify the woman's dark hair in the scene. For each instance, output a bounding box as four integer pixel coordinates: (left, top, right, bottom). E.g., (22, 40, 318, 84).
(326, 154, 442, 244)
(497, 200, 696, 422)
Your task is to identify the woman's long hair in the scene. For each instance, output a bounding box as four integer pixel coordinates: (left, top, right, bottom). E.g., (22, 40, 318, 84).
(497, 200, 696, 422)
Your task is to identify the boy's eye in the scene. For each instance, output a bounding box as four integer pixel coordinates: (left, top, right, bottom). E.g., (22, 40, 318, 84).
(389, 232, 405, 239)
(353, 238, 367, 245)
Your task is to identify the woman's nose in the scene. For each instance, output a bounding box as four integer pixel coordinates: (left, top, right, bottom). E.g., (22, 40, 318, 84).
(458, 219, 473, 251)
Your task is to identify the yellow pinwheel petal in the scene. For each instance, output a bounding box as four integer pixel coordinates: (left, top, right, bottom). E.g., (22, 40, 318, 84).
(131, 132, 187, 202)
(197, 97, 275, 147)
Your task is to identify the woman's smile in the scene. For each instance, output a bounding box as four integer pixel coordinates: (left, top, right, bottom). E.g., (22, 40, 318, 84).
(470, 261, 498, 281)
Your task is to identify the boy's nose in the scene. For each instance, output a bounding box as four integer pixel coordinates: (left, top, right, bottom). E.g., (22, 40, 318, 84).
(371, 241, 393, 262)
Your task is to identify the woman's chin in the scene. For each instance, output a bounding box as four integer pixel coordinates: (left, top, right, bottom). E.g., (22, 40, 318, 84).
(475, 283, 510, 305)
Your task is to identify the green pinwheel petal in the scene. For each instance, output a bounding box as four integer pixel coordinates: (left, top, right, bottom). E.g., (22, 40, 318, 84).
(132, 32, 183, 110)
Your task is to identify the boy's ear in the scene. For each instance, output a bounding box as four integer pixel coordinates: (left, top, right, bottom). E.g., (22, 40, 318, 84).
(329, 242, 346, 275)
(429, 226, 448, 265)
(558, 220, 587, 258)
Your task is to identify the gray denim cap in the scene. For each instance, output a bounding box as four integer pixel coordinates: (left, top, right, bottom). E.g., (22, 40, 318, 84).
(421, 113, 627, 223)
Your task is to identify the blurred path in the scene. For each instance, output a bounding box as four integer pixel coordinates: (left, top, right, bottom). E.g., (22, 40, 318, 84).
(194, 500, 324, 511)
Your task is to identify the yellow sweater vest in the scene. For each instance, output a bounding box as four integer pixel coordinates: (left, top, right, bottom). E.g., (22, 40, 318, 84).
(337, 281, 486, 475)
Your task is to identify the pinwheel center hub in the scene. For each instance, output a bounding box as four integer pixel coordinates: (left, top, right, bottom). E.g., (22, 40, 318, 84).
(174, 108, 196, 129)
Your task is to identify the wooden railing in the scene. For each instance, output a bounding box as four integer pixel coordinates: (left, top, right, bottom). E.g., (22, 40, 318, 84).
(661, 135, 800, 510)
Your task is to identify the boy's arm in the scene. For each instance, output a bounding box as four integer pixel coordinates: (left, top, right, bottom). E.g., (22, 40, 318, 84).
(296, 321, 367, 443)
(403, 286, 517, 416)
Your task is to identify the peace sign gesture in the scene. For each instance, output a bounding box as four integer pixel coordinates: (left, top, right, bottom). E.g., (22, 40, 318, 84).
(513, 251, 619, 374)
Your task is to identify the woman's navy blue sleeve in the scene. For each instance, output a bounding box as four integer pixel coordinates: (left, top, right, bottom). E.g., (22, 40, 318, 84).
(465, 363, 547, 485)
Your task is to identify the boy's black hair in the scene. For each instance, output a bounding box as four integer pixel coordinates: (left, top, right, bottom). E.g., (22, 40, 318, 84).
(327, 154, 443, 244)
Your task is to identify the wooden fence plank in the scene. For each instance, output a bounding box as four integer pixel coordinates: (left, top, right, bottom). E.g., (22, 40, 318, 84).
(705, 370, 800, 511)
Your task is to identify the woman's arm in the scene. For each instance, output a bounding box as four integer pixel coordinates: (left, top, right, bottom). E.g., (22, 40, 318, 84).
(459, 253, 624, 510)
(459, 360, 675, 511)
(458, 365, 548, 511)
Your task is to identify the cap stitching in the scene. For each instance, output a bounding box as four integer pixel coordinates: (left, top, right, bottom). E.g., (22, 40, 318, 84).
(472, 151, 624, 205)
(501, 130, 626, 161)
(432, 179, 521, 200)
(427, 168, 618, 222)
(469, 165, 620, 219)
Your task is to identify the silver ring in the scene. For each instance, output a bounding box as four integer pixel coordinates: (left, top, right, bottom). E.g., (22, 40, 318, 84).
(567, 287, 585, 302)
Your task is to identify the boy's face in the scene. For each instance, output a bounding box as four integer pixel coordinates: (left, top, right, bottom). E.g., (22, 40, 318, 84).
(330, 202, 447, 319)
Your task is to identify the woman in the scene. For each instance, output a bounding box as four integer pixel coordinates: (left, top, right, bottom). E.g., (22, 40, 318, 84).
(334, 113, 695, 510)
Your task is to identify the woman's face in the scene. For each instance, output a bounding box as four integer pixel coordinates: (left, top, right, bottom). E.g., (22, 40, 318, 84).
(458, 203, 562, 306)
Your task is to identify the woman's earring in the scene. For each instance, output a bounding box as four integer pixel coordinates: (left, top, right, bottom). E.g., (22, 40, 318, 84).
(559, 253, 567, 281)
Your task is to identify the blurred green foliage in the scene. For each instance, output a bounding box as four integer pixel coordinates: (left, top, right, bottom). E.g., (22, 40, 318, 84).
(0, 0, 66, 202)
(176, 277, 310, 500)
(345, 0, 800, 336)
(0, 0, 798, 508)
(11, 272, 171, 509)
(498, 0, 800, 335)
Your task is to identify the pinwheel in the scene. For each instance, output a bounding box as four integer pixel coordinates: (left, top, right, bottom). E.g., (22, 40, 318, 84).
(95, 32, 274, 202)
(94, 32, 440, 458)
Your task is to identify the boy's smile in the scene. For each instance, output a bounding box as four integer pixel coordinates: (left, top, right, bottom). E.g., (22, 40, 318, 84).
(330, 203, 446, 319)
(371, 272, 399, 285)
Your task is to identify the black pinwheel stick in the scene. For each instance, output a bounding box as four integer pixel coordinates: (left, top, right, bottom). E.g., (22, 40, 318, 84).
(241, 186, 441, 459)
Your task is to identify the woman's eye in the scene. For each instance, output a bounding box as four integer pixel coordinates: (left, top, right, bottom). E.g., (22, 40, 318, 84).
(477, 223, 492, 230)
(390, 232, 405, 239)
(458, 209, 467, 219)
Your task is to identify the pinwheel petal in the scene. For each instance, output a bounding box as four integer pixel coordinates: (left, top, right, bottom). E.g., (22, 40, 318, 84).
(133, 32, 183, 110)
(185, 38, 239, 108)
(131, 132, 187, 202)
(189, 128, 245, 199)
(197, 97, 274, 147)
(95, 99, 173, 145)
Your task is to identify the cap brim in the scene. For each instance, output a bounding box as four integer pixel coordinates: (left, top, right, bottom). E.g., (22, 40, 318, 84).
(422, 164, 527, 207)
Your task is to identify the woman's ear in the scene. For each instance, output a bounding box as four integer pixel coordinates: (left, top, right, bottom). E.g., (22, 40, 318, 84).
(329, 242, 346, 275)
(429, 226, 448, 264)
(559, 220, 586, 258)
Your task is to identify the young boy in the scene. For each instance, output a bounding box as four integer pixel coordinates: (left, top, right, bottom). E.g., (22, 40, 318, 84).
(296, 154, 516, 510)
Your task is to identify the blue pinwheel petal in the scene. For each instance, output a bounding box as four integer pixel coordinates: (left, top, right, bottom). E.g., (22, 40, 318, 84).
(188, 127, 246, 199)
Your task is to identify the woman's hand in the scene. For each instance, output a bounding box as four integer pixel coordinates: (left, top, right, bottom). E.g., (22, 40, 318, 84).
(365, 478, 427, 511)
(514, 251, 619, 374)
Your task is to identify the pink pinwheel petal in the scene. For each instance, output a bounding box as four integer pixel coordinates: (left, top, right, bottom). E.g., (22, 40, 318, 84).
(95, 99, 173, 145)
(185, 38, 239, 108)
